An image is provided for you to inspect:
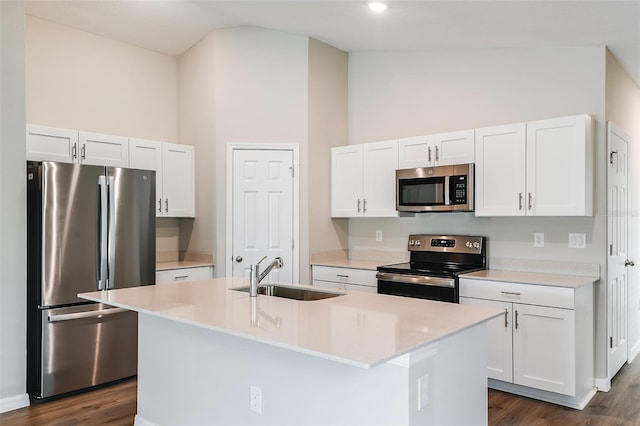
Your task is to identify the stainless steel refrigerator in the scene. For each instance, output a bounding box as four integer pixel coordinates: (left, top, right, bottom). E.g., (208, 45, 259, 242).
(27, 161, 156, 399)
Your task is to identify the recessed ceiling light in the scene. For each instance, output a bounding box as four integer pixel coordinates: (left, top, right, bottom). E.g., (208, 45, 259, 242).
(368, 1, 388, 13)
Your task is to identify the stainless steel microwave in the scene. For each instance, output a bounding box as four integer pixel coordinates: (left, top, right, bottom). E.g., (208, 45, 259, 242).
(396, 163, 474, 212)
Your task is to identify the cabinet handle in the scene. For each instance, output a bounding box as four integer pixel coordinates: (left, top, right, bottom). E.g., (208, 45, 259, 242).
(357, 199, 361, 213)
(173, 275, 189, 280)
(81, 144, 86, 160)
(501, 291, 521, 297)
(165, 199, 169, 212)
(435, 146, 439, 162)
(72, 144, 77, 160)
(428, 146, 432, 162)
(336, 274, 349, 278)
(515, 310, 519, 330)
(504, 309, 509, 328)
(518, 193, 523, 210)
(363, 199, 367, 213)
(528, 193, 533, 210)
(158, 199, 162, 213)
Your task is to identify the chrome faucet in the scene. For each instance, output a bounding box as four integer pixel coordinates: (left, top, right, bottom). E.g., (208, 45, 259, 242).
(249, 256, 284, 297)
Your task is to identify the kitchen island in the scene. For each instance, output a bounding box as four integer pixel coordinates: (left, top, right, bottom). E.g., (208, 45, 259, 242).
(79, 277, 501, 425)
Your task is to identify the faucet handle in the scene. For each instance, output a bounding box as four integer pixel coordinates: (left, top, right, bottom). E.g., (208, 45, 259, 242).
(256, 255, 268, 265)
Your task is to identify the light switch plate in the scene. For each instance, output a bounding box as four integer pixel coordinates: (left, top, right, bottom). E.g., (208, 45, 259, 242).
(569, 233, 586, 249)
(418, 373, 429, 410)
(534, 233, 544, 248)
(375, 230, 383, 242)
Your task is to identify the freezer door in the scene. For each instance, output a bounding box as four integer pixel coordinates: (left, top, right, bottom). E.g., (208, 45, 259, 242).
(38, 304, 137, 399)
(107, 167, 156, 288)
(39, 162, 104, 307)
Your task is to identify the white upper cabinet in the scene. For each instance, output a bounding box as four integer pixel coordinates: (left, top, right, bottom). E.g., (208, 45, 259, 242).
(475, 114, 593, 217)
(27, 124, 79, 163)
(398, 129, 474, 169)
(162, 143, 195, 217)
(129, 138, 164, 216)
(78, 131, 129, 167)
(331, 140, 398, 218)
(27, 125, 129, 167)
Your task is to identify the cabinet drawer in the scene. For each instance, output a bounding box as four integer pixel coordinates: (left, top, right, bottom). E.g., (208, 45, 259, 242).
(156, 266, 212, 285)
(312, 266, 377, 287)
(459, 278, 574, 309)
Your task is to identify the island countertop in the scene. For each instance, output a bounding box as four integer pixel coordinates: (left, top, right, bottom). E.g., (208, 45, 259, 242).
(79, 278, 501, 368)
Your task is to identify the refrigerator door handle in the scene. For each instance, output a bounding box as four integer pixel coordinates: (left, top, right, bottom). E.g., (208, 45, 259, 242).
(48, 307, 128, 323)
(98, 176, 108, 291)
(107, 176, 116, 290)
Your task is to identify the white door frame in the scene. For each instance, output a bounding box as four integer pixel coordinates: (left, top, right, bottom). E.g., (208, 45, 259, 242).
(225, 143, 300, 283)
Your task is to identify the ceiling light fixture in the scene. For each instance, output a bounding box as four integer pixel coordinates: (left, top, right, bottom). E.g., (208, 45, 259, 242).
(368, 1, 388, 13)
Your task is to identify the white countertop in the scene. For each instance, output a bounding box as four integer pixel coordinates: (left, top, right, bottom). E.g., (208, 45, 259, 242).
(79, 278, 501, 368)
(461, 269, 599, 288)
(310, 259, 387, 270)
(156, 261, 214, 271)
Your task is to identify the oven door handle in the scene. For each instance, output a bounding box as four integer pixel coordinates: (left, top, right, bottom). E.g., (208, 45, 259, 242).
(376, 272, 455, 288)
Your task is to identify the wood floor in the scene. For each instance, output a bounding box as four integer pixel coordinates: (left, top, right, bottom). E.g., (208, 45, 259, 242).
(2, 361, 639, 425)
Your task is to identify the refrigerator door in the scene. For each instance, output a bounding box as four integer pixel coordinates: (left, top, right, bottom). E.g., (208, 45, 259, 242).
(39, 162, 104, 307)
(107, 167, 156, 288)
(38, 303, 138, 399)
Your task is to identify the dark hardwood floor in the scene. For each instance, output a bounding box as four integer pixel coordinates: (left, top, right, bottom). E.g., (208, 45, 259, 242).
(2, 361, 639, 425)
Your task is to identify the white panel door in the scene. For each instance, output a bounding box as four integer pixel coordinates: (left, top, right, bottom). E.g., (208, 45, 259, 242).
(460, 297, 513, 382)
(512, 303, 575, 396)
(26, 124, 78, 163)
(331, 145, 363, 217)
(162, 143, 195, 217)
(232, 149, 294, 284)
(526, 115, 588, 216)
(434, 129, 475, 166)
(79, 131, 129, 167)
(362, 140, 398, 217)
(129, 138, 164, 216)
(474, 123, 526, 216)
(607, 122, 630, 379)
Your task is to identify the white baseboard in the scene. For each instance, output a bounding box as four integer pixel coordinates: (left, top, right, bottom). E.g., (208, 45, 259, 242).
(629, 340, 640, 363)
(488, 379, 597, 410)
(134, 414, 158, 426)
(595, 377, 611, 392)
(0, 393, 30, 414)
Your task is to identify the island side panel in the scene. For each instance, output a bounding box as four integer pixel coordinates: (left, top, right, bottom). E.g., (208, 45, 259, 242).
(135, 313, 488, 426)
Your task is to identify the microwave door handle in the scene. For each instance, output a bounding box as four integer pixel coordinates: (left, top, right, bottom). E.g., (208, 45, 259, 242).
(444, 176, 450, 205)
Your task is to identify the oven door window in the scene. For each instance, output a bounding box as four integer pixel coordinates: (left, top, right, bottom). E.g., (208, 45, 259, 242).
(398, 177, 445, 206)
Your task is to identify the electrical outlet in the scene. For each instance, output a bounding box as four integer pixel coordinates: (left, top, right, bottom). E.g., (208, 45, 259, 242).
(250, 386, 262, 414)
(534, 233, 544, 248)
(375, 230, 383, 242)
(569, 233, 586, 249)
(418, 373, 429, 410)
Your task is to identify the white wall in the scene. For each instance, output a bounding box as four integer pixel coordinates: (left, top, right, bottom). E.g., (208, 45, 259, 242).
(348, 46, 610, 378)
(25, 15, 178, 142)
(0, 0, 28, 412)
(605, 49, 640, 362)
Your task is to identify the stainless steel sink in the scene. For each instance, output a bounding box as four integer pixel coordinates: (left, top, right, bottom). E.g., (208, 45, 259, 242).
(232, 284, 345, 301)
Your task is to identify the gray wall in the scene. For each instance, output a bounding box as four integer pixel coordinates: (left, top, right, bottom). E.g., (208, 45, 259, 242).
(0, 0, 27, 407)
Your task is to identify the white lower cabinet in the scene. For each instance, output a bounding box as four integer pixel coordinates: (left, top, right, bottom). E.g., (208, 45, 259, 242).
(312, 265, 377, 293)
(459, 276, 594, 408)
(156, 266, 213, 285)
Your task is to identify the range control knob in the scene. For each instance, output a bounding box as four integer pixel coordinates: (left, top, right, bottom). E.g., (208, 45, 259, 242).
(473, 242, 481, 249)
(466, 241, 473, 248)
(415, 240, 421, 246)
(409, 240, 415, 246)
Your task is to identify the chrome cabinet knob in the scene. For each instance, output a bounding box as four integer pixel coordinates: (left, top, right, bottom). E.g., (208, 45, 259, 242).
(235, 256, 243, 263)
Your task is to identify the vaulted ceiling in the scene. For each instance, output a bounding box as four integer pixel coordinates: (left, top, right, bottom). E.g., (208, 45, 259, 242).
(25, 0, 640, 85)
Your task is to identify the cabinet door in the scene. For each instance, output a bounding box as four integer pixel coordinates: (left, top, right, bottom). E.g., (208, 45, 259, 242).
(27, 124, 78, 163)
(79, 131, 129, 167)
(460, 297, 513, 382)
(129, 138, 164, 217)
(475, 123, 526, 216)
(331, 145, 363, 217)
(156, 266, 212, 285)
(362, 140, 399, 217)
(433, 129, 475, 166)
(162, 143, 195, 217)
(398, 135, 433, 169)
(512, 303, 575, 396)
(526, 114, 592, 216)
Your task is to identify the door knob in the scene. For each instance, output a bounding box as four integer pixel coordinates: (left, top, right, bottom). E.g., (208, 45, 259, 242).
(625, 259, 635, 267)
(235, 256, 243, 263)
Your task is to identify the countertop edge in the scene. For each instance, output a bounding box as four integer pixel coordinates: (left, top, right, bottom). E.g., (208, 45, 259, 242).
(156, 261, 215, 271)
(460, 270, 599, 288)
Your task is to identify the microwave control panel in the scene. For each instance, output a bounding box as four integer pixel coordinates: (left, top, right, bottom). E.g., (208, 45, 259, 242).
(449, 175, 467, 205)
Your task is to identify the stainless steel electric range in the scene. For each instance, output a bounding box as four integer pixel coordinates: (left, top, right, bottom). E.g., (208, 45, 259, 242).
(376, 234, 486, 303)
